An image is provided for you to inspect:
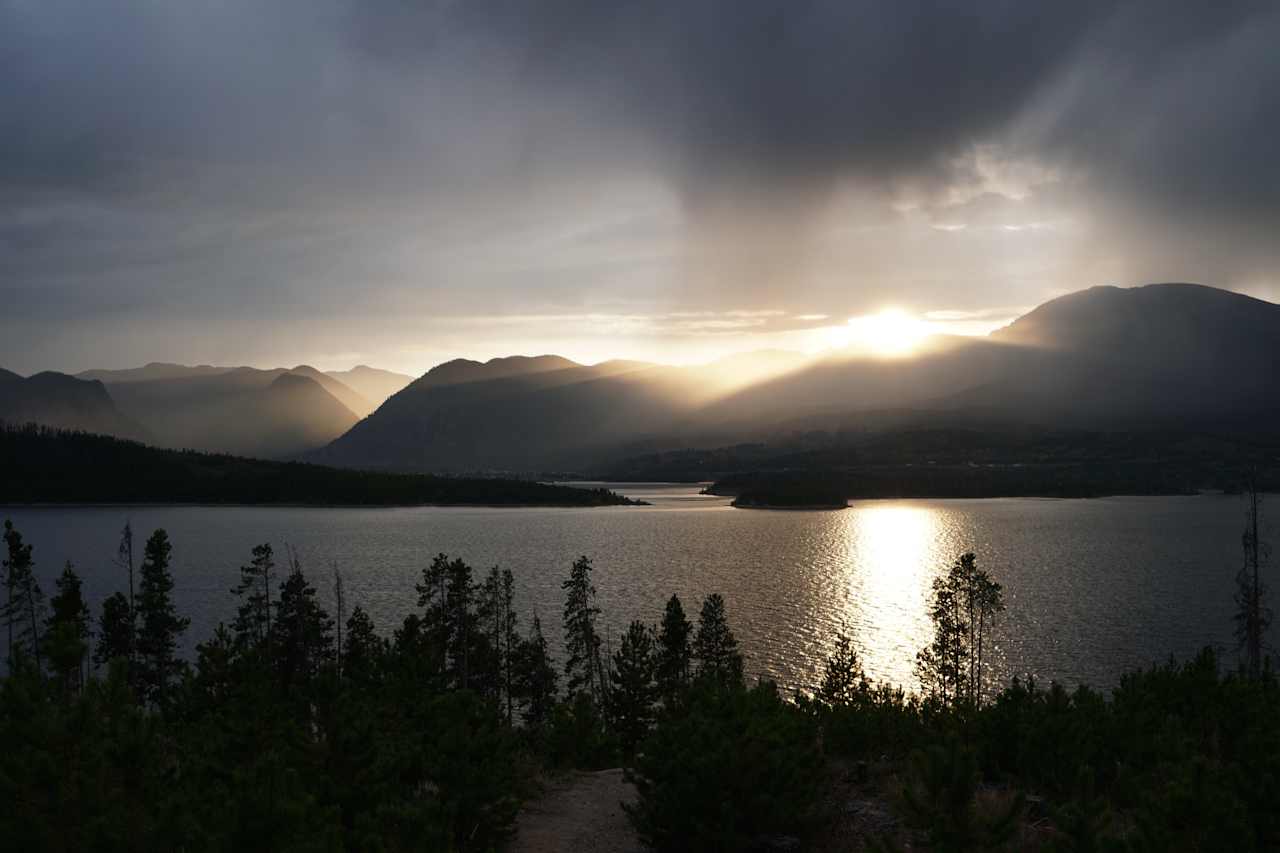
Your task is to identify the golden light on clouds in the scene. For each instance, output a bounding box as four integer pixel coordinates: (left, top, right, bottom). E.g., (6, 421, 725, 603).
(816, 309, 938, 357)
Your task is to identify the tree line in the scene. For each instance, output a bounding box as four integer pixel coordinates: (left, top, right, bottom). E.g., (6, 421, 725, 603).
(1, 487, 1275, 851)
(0, 422, 634, 506)
(0, 517, 760, 849)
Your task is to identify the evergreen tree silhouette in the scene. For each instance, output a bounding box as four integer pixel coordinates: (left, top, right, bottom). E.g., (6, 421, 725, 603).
(135, 529, 189, 707)
(514, 615, 559, 727)
(232, 543, 275, 652)
(562, 555, 606, 704)
(610, 620, 658, 755)
(45, 561, 91, 697)
(2, 519, 44, 670)
(656, 594, 692, 708)
(93, 591, 134, 674)
(270, 553, 334, 695)
(818, 633, 869, 707)
(693, 593, 743, 689)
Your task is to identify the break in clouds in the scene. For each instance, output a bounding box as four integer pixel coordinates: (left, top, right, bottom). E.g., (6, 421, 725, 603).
(2, 0, 1279, 373)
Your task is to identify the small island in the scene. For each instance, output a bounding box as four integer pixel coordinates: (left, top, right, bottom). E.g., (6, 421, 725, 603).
(729, 486, 849, 510)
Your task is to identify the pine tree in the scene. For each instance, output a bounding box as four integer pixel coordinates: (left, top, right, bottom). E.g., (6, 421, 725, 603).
(562, 555, 606, 704)
(501, 568, 518, 723)
(480, 566, 520, 720)
(417, 553, 485, 690)
(513, 615, 558, 727)
(693, 593, 743, 689)
(656, 594, 692, 707)
(818, 633, 868, 707)
(479, 566, 502, 702)
(416, 552, 452, 675)
(343, 605, 383, 684)
(446, 556, 479, 690)
(135, 529, 189, 707)
(916, 577, 965, 706)
(916, 552, 1004, 708)
(93, 592, 135, 672)
(609, 620, 658, 755)
(270, 555, 335, 693)
(232, 543, 275, 652)
(45, 561, 92, 696)
(2, 519, 45, 670)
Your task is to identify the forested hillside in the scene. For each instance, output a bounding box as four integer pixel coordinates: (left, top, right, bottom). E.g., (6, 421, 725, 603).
(0, 424, 632, 506)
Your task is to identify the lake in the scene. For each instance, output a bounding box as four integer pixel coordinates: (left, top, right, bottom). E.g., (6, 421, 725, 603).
(3, 485, 1275, 694)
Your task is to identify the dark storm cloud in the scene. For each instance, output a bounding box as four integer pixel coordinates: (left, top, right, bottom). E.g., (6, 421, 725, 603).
(345, 0, 1280, 204)
(7, 1, 1276, 201)
(348, 0, 1109, 192)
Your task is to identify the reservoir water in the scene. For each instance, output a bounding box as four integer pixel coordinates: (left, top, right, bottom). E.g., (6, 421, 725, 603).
(3, 485, 1275, 694)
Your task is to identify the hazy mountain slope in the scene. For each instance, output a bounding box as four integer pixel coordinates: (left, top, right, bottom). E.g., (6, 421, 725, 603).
(288, 365, 373, 416)
(0, 370, 149, 440)
(78, 363, 235, 383)
(966, 283, 1280, 426)
(107, 370, 359, 458)
(324, 365, 414, 407)
(698, 335, 1022, 431)
(311, 283, 1280, 474)
(311, 356, 701, 472)
(702, 283, 1280, 435)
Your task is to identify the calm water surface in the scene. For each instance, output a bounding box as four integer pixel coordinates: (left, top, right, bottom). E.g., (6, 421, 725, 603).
(3, 485, 1275, 694)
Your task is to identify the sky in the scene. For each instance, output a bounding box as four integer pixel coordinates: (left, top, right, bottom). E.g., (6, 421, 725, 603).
(3, 1, 1279, 376)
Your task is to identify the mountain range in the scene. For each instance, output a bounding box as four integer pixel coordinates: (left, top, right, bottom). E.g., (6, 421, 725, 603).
(0, 363, 413, 460)
(312, 284, 1280, 473)
(0, 370, 148, 441)
(3, 283, 1278, 471)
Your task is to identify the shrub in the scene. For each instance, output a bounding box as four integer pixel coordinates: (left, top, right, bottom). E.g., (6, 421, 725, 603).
(543, 691, 619, 770)
(625, 681, 822, 852)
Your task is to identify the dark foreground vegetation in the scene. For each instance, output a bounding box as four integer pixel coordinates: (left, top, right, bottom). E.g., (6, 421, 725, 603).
(0, 423, 634, 506)
(608, 427, 1280, 498)
(0, 485, 1274, 851)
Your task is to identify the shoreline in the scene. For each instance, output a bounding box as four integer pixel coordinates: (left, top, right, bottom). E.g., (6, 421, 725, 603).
(730, 501, 849, 510)
(0, 499, 648, 510)
(703, 487, 1236, 501)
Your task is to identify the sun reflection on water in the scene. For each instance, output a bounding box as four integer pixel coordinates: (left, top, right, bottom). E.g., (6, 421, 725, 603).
(838, 502, 952, 688)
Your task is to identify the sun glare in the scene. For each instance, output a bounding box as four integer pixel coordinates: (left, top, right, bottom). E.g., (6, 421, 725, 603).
(819, 309, 935, 356)
(838, 503, 944, 686)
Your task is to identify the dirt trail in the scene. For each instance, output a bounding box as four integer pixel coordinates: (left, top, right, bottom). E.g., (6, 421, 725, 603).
(509, 768, 645, 853)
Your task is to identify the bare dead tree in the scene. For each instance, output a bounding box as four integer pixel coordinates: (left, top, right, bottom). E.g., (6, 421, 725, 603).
(332, 563, 345, 678)
(1235, 472, 1272, 679)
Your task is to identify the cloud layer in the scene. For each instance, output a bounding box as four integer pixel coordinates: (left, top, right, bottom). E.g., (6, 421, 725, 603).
(2, 1, 1278, 373)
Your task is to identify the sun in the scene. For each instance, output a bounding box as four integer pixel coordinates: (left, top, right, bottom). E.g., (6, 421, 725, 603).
(820, 309, 934, 356)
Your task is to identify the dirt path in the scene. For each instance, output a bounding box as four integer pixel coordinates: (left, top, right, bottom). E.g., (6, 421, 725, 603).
(509, 768, 645, 853)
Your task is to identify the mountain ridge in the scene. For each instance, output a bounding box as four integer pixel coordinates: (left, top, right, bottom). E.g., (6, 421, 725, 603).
(0, 371, 150, 441)
(311, 283, 1280, 474)
(8, 283, 1277, 471)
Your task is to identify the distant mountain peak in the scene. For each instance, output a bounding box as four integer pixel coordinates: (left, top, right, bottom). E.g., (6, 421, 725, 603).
(993, 282, 1279, 351)
(270, 372, 318, 390)
(323, 365, 414, 408)
(413, 353, 582, 390)
(0, 370, 149, 441)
